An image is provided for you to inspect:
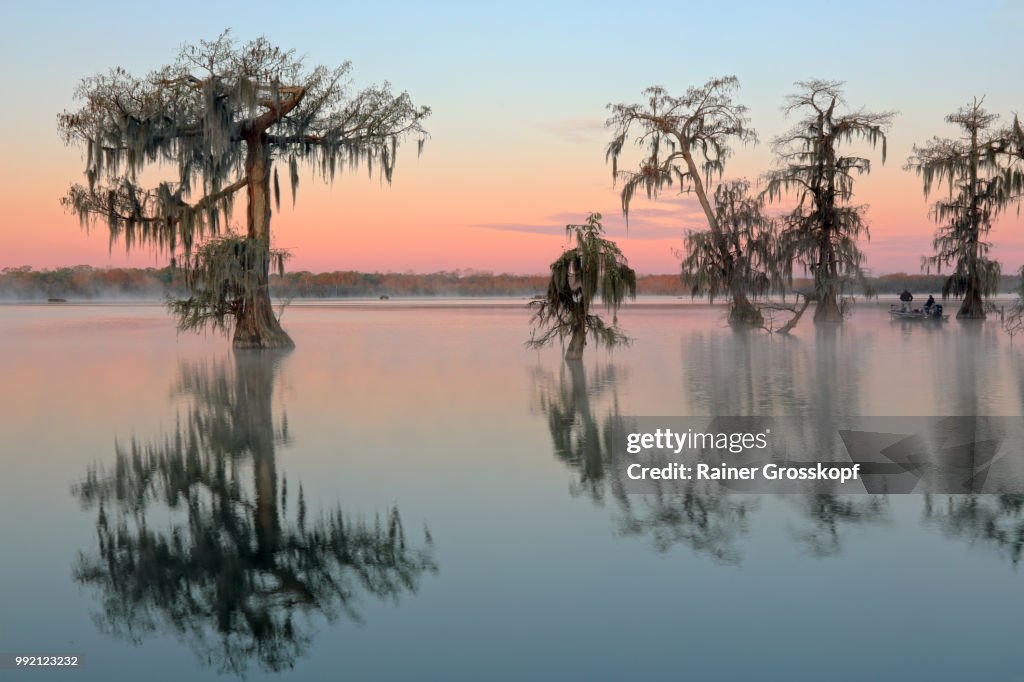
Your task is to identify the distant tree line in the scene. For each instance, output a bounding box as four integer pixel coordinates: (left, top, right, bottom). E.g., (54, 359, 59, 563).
(3, 264, 1020, 301)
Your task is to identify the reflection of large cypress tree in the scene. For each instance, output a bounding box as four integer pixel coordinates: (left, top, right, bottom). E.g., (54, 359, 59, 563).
(72, 352, 436, 675)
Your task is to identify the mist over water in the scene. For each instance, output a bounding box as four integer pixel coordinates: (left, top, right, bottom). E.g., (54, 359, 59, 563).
(1, 301, 1022, 681)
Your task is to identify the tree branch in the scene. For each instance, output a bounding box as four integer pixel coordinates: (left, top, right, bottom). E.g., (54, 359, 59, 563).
(250, 87, 307, 132)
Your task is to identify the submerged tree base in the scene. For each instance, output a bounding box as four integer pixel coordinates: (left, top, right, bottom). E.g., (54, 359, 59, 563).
(232, 294, 295, 349)
(956, 292, 987, 319)
(233, 327, 296, 350)
(565, 338, 585, 362)
(813, 296, 844, 323)
(728, 297, 765, 327)
(169, 235, 296, 349)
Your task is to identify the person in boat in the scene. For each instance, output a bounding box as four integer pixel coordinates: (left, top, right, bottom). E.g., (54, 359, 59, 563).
(899, 288, 913, 312)
(924, 294, 936, 314)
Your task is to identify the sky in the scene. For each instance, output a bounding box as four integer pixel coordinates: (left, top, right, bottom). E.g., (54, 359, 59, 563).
(1, 0, 1022, 275)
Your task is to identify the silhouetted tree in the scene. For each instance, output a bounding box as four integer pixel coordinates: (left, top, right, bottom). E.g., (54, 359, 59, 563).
(906, 100, 1007, 318)
(606, 76, 760, 322)
(763, 80, 894, 322)
(60, 31, 428, 347)
(528, 213, 636, 361)
(72, 353, 436, 675)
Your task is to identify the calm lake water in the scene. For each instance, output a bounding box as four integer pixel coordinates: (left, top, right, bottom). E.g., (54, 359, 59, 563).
(1, 300, 1022, 681)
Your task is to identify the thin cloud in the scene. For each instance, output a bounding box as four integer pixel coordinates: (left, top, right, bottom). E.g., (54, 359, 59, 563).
(532, 117, 607, 144)
(469, 185, 761, 245)
(474, 213, 701, 242)
(474, 194, 716, 241)
(473, 222, 566, 237)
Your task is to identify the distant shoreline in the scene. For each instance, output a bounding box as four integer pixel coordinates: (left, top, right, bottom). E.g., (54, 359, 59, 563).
(2, 266, 1021, 302)
(5, 295, 1021, 310)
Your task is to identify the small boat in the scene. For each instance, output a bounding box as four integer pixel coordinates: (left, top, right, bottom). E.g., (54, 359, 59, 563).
(889, 303, 947, 321)
(47, 298, 67, 304)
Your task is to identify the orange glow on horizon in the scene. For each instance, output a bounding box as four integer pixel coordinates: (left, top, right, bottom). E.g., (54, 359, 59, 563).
(4, 84, 1023, 277)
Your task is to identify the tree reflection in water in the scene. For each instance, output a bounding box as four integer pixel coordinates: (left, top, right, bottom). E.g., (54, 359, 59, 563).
(72, 351, 437, 675)
(533, 360, 755, 564)
(786, 494, 890, 558)
(532, 361, 622, 501)
(537, 321, 1024, 569)
(684, 326, 890, 558)
(923, 494, 1024, 567)
(533, 334, 896, 563)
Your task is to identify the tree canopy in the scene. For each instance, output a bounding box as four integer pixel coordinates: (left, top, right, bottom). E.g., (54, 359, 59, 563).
(605, 76, 756, 224)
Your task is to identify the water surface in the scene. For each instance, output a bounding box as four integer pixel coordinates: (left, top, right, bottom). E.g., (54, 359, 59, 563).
(1, 301, 1022, 681)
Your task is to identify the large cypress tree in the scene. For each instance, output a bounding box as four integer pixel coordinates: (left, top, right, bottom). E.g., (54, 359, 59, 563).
(60, 31, 429, 347)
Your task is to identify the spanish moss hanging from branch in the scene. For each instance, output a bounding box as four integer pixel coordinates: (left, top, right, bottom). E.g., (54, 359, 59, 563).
(679, 180, 782, 326)
(168, 233, 289, 334)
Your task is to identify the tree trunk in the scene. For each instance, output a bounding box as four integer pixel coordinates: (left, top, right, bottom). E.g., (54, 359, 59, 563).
(565, 324, 586, 361)
(235, 133, 295, 349)
(815, 235, 844, 323)
(729, 291, 764, 326)
(814, 290, 843, 323)
(957, 130, 987, 321)
(234, 285, 294, 349)
(957, 275, 987, 319)
(681, 151, 719, 234)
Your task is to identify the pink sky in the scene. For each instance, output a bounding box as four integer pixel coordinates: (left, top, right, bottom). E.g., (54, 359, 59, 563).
(2, 4, 1022, 276)
(6, 130, 1021, 277)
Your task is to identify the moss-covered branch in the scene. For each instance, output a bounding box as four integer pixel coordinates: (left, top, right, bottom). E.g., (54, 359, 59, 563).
(169, 234, 289, 335)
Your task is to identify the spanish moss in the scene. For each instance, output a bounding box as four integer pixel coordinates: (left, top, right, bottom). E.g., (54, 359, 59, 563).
(527, 213, 637, 361)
